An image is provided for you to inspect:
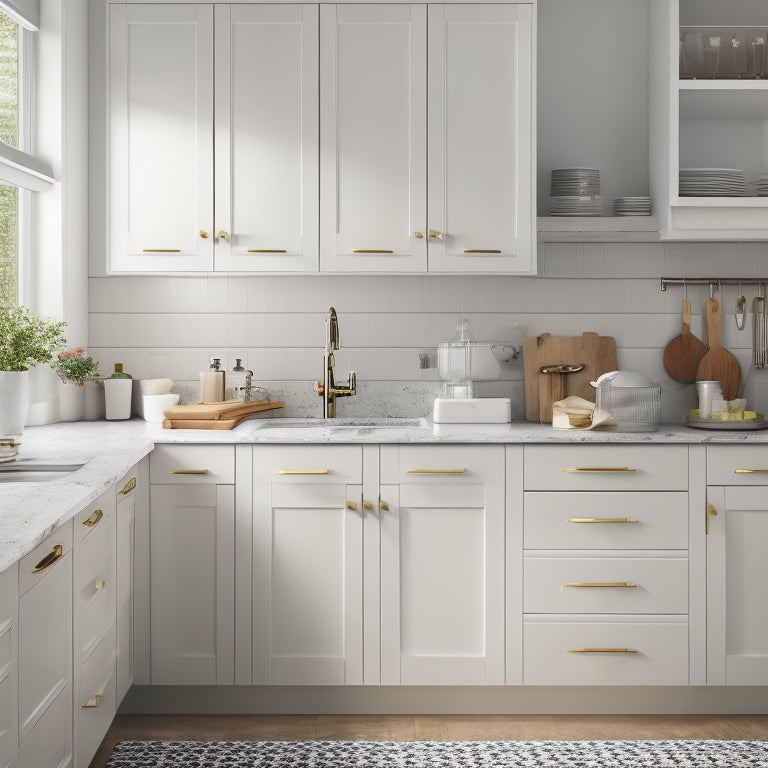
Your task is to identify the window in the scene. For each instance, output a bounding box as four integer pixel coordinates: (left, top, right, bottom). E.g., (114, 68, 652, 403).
(0, 9, 18, 304)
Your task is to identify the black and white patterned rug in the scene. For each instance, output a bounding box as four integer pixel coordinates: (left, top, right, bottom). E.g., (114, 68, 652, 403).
(105, 739, 768, 767)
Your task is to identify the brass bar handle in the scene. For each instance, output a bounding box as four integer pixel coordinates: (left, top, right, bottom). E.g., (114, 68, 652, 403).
(170, 469, 209, 475)
(32, 544, 63, 573)
(352, 249, 394, 254)
(706, 503, 718, 536)
(569, 517, 639, 524)
(142, 249, 181, 253)
(567, 647, 637, 654)
(83, 509, 104, 528)
(119, 477, 137, 495)
(463, 249, 501, 254)
(247, 249, 287, 253)
(564, 467, 637, 473)
(563, 582, 637, 588)
(406, 468, 467, 474)
(276, 469, 330, 475)
(346, 501, 358, 511)
(735, 468, 768, 474)
(380, 500, 390, 511)
(82, 694, 103, 709)
(363, 501, 374, 510)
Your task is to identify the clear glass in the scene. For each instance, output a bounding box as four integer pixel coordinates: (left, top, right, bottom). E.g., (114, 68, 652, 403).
(748, 29, 767, 79)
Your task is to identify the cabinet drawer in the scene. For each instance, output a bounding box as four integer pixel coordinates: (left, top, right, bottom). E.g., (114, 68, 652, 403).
(524, 446, 688, 491)
(75, 486, 116, 544)
(707, 446, 768, 486)
(523, 620, 689, 685)
(18, 677, 71, 768)
(253, 445, 362, 484)
(0, 565, 17, 768)
(150, 445, 234, 484)
(76, 626, 117, 768)
(524, 557, 688, 614)
(18, 522, 72, 597)
(394, 445, 488, 484)
(524, 492, 688, 550)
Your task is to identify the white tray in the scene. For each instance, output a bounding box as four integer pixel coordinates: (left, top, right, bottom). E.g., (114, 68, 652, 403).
(685, 416, 768, 430)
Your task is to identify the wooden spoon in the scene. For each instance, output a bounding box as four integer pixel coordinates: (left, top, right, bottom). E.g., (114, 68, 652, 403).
(696, 297, 742, 400)
(663, 298, 707, 383)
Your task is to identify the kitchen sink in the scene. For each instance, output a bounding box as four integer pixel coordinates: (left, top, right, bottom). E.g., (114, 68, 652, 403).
(255, 417, 429, 429)
(0, 461, 84, 483)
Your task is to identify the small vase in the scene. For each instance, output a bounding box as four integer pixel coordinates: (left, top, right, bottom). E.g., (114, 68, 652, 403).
(58, 380, 85, 422)
(0, 370, 29, 436)
(83, 381, 106, 420)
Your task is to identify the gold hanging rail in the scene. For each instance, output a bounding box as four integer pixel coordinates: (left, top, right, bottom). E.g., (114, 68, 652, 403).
(660, 277, 766, 292)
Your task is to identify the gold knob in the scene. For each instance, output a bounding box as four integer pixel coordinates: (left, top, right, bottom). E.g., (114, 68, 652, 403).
(363, 501, 374, 510)
(200, 230, 209, 239)
(429, 230, 444, 240)
(380, 500, 389, 511)
(346, 501, 358, 511)
(413, 231, 424, 239)
(706, 503, 718, 535)
(216, 230, 230, 242)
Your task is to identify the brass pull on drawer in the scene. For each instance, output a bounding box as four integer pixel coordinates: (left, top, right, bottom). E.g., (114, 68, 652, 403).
(32, 544, 63, 573)
(119, 477, 137, 495)
(568, 517, 639, 524)
(170, 469, 209, 475)
(563, 582, 637, 588)
(83, 509, 103, 527)
(276, 469, 330, 475)
(564, 467, 637, 473)
(567, 647, 637, 654)
(406, 468, 467, 474)
(735, 468, 768, 474)
(82, 694, 103, 709)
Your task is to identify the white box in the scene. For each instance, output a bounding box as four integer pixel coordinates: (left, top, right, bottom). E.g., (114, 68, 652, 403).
(433, 398, 511, 424)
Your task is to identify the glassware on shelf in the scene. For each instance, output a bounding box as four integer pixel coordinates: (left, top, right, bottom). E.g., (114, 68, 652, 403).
(748, 30, 767, 79)
(702, 32, 722, 79)
(680, 27, 767, 79)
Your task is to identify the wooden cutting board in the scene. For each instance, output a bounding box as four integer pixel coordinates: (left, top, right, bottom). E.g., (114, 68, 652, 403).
(524, 332, 618, 423)
(162, 400, 284, 428)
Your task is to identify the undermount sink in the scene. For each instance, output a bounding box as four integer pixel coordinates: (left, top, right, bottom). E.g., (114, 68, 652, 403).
(0, 460, 84, 483)
(256, 417, 429, 429)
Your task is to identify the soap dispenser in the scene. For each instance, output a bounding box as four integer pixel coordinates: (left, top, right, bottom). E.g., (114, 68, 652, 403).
(225, 358, 252, 402)
(199, 358, 226, 402)
(104, 362, 133, 420)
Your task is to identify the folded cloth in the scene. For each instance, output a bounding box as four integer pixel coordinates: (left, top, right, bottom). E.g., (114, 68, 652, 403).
(551, 395, 617, 431)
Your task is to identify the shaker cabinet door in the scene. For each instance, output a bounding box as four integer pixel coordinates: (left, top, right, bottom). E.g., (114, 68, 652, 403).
(109, 4, 214, 272)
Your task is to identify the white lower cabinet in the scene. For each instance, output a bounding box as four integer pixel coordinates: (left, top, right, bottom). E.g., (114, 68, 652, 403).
(149, 445, 235, 685)
(17, 523, 73, 768)
(0, 565, 17, 768)
(707, 446, 768, 685)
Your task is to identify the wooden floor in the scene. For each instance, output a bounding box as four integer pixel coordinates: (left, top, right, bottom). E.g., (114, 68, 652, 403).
(89, 714, 768, 767)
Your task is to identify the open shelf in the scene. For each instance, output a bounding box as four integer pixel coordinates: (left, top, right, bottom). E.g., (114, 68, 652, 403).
(537, 216, 660, 243)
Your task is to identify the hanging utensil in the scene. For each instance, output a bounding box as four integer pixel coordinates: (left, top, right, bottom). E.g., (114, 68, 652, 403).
(754, 284, 767, 369)
(663, 282, 707, 383)
(736, 281, 747, 331)
(696, 295, 742, 400)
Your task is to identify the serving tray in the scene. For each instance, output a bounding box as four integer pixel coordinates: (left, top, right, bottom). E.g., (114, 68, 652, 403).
(685, 416, 768, 430)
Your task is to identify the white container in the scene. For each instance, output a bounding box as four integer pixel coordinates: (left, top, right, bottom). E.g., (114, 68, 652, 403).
(142, 393, 180, 422)
(104, 378, 133, 420)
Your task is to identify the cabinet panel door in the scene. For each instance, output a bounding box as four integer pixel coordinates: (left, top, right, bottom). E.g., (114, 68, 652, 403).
(150, 484, 234, 685)
(214, 5, 319, 272)
(0, 566, 17, 768)
(320, 4, 427, 272)
(109, 4, 214, 272)
(116, 471, 137, 703)
(427, 4, 533, 273)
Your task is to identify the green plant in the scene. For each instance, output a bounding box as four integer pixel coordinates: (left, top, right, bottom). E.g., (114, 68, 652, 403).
(0, 304, 66, 371)
(53, 347, 101, 386)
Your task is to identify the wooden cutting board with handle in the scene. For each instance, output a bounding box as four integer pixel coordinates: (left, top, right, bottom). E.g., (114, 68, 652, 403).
(162, 399, 284, 428)
(663, 298, 707, 383)
(524, 332, 618, 423)
(696, 297, 741, 400)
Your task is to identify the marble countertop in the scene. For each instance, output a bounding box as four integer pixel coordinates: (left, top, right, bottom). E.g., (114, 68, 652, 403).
(2, 416, 768, 572)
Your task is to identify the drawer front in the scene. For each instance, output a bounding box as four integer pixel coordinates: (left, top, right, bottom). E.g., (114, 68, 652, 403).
(708, 445, 768, 486)
(524, 446, 688, 491)
(524, 492, 688, 550)
(75, 486, 116, 545)
(18, 522, 73, 598)
(76, 626, 117, 768)
(150, 445, 234, 484)
(0, 565, 17, 768)
(524, 620, 689, 685)
(253, 445, 362, 484)
(395, 445, 487, 484)
(524, 557, 688, 614)
(18, 678, 72, 768)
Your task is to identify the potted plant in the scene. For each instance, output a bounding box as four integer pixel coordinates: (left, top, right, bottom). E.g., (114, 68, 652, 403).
(0, 304, 66, 435)
(52, 347, 101, 422)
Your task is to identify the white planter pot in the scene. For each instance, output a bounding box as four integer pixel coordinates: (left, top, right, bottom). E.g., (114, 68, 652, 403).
(83, 381, 106, 420)
(58, 380, 86, 422)
(0, 370, 29, 436)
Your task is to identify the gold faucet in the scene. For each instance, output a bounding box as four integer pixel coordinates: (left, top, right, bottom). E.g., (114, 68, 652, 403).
(317, 307, 356, 418)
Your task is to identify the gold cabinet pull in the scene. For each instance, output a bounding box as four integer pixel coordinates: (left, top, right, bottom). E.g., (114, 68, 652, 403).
(119, 477, 136, 495)
(94, 579, 106, 591)
(346, 501, 358, 511)
(82, 694, 103, 709)
(564, 467, 637, 473)
(706, 503, 718, 536)
(216, 230, 230, 241)
(142, 248, 181, 253)
(170, 469, 208, 475)
(563, 582, 637, 588)
(735, 468, 768, 474)
(569, 517, 639, 524)
(276, 469, 330, 475)
(463, 249, 501, 254)
(429, 230, 444, 240)
(413, 231, 424, 239)
(247, 249, 287, 253)
(352, 249, 393, 254)
(363, 501, 374, 510)
(200, 230, 209, 239)
(83, 509, 103, 528)
(380, 500, 390, 511)
(32, 544, 63, 573)
(567, 647, 637, 654)
(406, 468, 467, 474)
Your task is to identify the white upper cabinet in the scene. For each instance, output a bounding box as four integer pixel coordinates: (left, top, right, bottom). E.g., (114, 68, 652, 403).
(427, 4, 533, 273)
(320, 4, 428, 273)
(109, 4, 214, 272)
(213, 5, 319, 272)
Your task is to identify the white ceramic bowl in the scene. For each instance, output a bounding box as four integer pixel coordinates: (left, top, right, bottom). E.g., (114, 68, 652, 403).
(142, 393, 180, 422)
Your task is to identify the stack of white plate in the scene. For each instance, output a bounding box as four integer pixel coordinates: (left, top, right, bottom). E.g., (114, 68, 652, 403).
(550, 168, 602, 216)
(754, 174, 768, 196)
(613, 196, 652, 215)
(679, 168, 746, 196)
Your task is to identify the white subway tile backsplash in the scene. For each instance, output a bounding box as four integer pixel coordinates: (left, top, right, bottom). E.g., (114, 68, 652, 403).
(226, 277, 249, 313)
(147, 314, 170, 348)
(348, 276, 371, 314)
(88, 278, 111, 313)
(603, 280, 626, 313)
(423, 276, 443, 312)
(458, 276, 483, 312)
(265, 276, 287, 313)
(404, 276, 424, 313)
(388, 314, 407, 347)
(737, 242, 758, 278)
(187, 277, 209, 312)
(696, 242, 717, 277)
(285, 313, 307, 347)
(562, 280, 584, 313)
(563, 243, 584, 278)
(266, 314, 288, 348)
(663, 242, 683, 276)
(246, 314, 268, 347)
(625, 244, 646, 278)
(441, 276, 461, 312)
(542, 243, 564, 276)
(345, 312, 369, 348)
(168, 278, 188, 313)
(583, 243, 605, 277)
(517, 277, 542, 313)
(625, 279, 647, 313)
(130, 278, 151, 313)
(206, 314, 228, 348)
(625, 313, 647, 348)
(386, 277, 408, 313)
(541, 278, 564, 312)
(405, 313, 426, 348)
(207, 277, 229, 312)
(148, 277, 170, 312)
(603, 243, 627, 277)
(645, 243, 664, 278)
(247, 276, 269, 311)
(368, 314, 389, 347)
(226, 313, 249, 348)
